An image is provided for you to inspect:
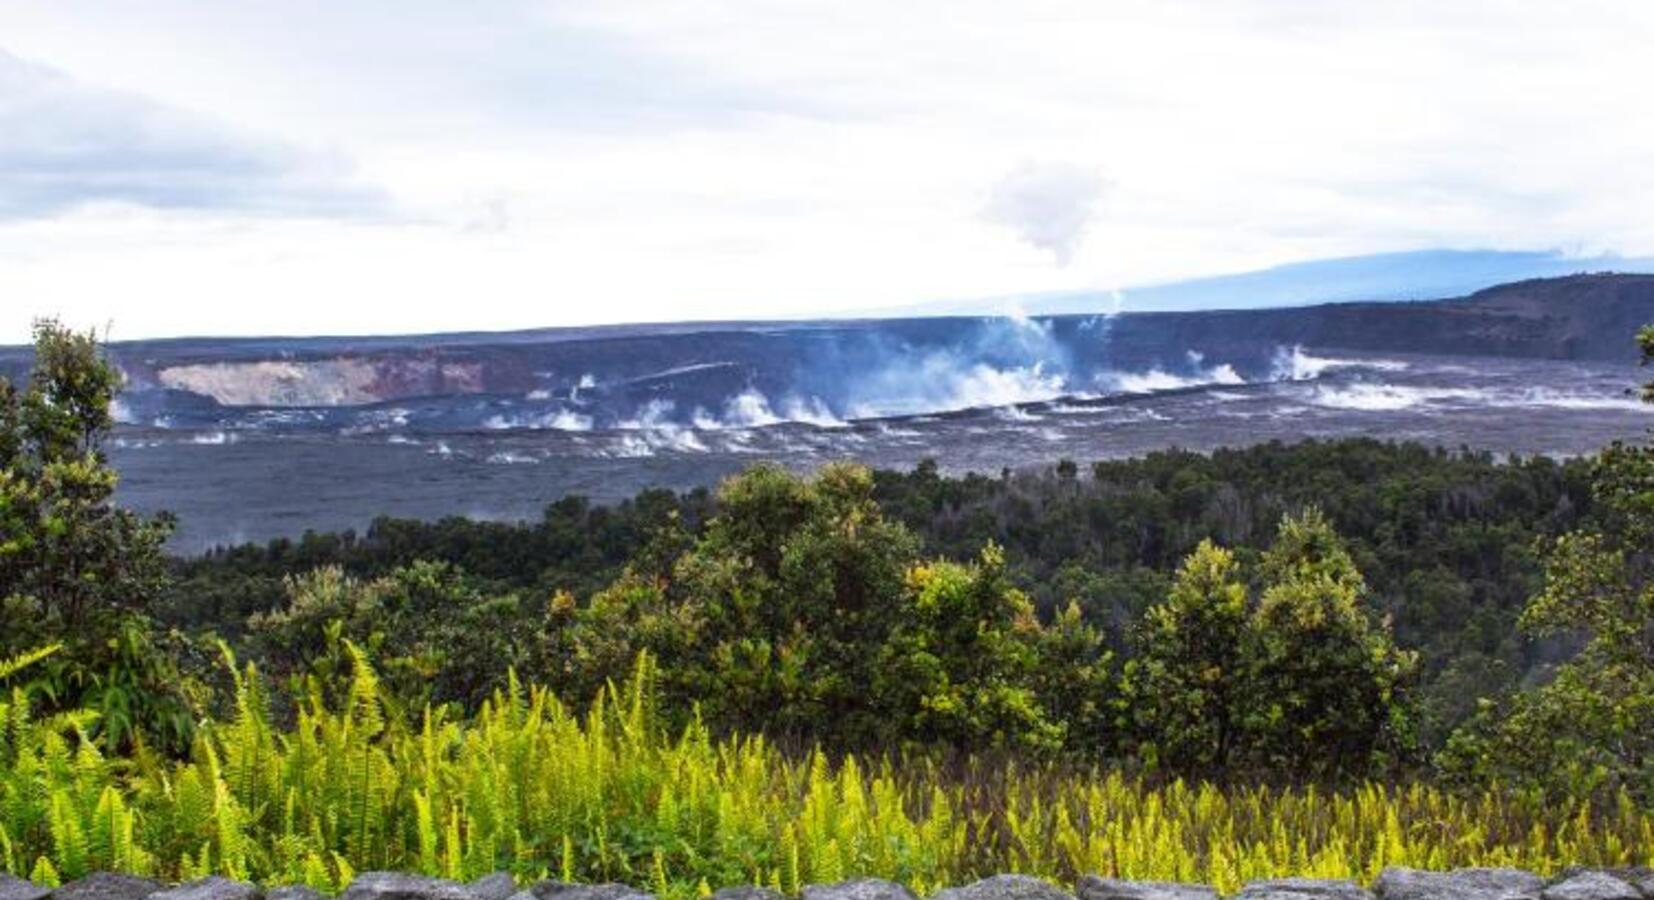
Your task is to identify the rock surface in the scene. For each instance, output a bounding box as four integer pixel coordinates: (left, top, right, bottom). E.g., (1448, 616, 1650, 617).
(1077, 877, 1219, 900)
(54, 874, 166, 900)
(0, 875, 51, 900)
(149, 877, 262, 900)
(1233, 879, 1372, 900)
(8, 864, 1653, 900)
(341, 873, 478, 900)
(509, 882, 654, 900)
(265, 888, 326, 900)
(933, 875, 1073, 900)
(1375, 867, 1545, 900)
(1542, 873, 1642, 900)
(801, 880, 919, 900)
(710, 889, 786, 900)
(468, 876, 517, 900)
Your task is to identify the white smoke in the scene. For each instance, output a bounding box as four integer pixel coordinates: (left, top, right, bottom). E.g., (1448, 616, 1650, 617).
(1108, 360, 1245, 394)
(1271, 346, 1409, 381)
(692, 389, 848, 429)
(1309, 384, 1482, 411)
(483, 409, 593, 431)
(849, 360, 1066, 419)
(614, 399, 707, 454)
(983, 161, 1106, 266)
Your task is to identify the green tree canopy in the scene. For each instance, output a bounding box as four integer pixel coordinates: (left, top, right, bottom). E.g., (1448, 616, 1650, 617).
(1128, 538, 1248, 772)
(1243, 508, 1417, 776)
(0, 320, 188, 748)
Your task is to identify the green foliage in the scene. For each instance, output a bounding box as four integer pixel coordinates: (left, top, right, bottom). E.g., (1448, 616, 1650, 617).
(1242, 509, 1417, 776)
(1443, 441, 1654, 800)
(875, 544, 1063, 752)
(0, 320, 191, 750)
(175, 438, 1592, 752)
(246, 562, 537, 715)
(667, 462, 920, 744)
(2, 650, 1652, 893)
(1126, 516, 1416, 778)
(1127, 539, 1247, 772)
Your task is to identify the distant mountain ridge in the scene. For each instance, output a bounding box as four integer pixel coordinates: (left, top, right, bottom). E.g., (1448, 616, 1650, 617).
(1106, 272, 1654, 364)
(906, 249, 1654, 317)
(2, 274, 1652, 420)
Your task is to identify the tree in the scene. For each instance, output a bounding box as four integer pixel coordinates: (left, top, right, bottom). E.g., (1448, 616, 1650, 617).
(573, 462, 920, 744)
(1031, 599, 1117, 756)
(874, 543, 1063, 752)
(0, 320, 190, 748)
(247, 561, 537, 718)
(1126, 539, 1248, 772)
(1241, 508, 1416, 776)
(1441, 441, 1654, 799)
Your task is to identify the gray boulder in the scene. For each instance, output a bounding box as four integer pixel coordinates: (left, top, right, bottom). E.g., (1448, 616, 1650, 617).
(1076, 876, 1217, 900)
(1543, 873, 1641, 900)
(267, 887, 327, 900)
(801, 880, 917, 900)
(1376, 869, 1544, 900)
(341, 873, 477, 900)
(1235, 879, 1373, 900)
(0, 876, 52, 900)
(54, 873, 165, 900)
(508, 882, 653, 900)
(469, 876, 517, 900)
(151, 877, 262, 900)
(933, 875, 1072, 900)
(710, 888, 785, 900)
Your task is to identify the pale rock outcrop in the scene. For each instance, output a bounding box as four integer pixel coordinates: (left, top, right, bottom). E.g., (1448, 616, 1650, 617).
(1232, 878, 1372, 900)
(1541, 872, 1641, 900)
(801, 880, 918, 900)
(932, 875, 1073, 900)
(1374, 867, 1545, 900)
(1077, 878, 1218, 900)
(53, 874, 165, 900)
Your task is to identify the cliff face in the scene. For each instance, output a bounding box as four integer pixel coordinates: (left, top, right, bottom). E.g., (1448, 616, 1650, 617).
(3, 273, 1650, 412)
(154, 357, 488, 407)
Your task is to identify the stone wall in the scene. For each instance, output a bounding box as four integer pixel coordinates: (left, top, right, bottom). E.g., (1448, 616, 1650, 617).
(4, 868, 1652, 900)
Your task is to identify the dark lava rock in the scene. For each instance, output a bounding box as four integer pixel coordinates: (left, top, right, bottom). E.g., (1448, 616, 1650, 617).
(468, 876, 517, 900)
(266, 888, 327, 900)
(341, 873, 477, 900)
(1234, 879, 1373, 900)
(800, 880, 918, 900)
(508, 882, 652, 900)
(1376, 868, 1544, 900)
(151, 877, 261, 900)
(54, 873, 165, 900)
(710, 888, 785, 900)
(0, 875, 52, 900)
(1076, 877, 1218, 900)
(933, 876, 1072, 900)
(1543, 873, 1642, 900)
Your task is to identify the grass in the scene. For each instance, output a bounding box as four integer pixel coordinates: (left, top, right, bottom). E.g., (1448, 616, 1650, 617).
(2, 649, 1650, 897)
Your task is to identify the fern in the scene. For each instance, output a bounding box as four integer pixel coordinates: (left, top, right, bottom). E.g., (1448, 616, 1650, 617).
(1, 649, 1651, 890)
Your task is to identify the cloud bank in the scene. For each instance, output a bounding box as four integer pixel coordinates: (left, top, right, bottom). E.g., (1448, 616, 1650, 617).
(0, 49, 380, 220)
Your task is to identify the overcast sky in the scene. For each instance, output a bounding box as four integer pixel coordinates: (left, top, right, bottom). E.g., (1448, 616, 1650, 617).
(2, 1, 1652, 341)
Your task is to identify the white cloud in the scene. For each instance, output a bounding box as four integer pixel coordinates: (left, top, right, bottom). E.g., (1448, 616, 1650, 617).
(984, 162, 1106, 266)
(0, 49, 382, 221)
(0, 0, 1651, 340)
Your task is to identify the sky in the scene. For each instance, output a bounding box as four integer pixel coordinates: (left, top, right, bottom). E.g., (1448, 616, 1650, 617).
(2, 1, 1653, 341)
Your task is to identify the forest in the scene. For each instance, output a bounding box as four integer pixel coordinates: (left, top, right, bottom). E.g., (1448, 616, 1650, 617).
(4, 320, 1654, 894)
